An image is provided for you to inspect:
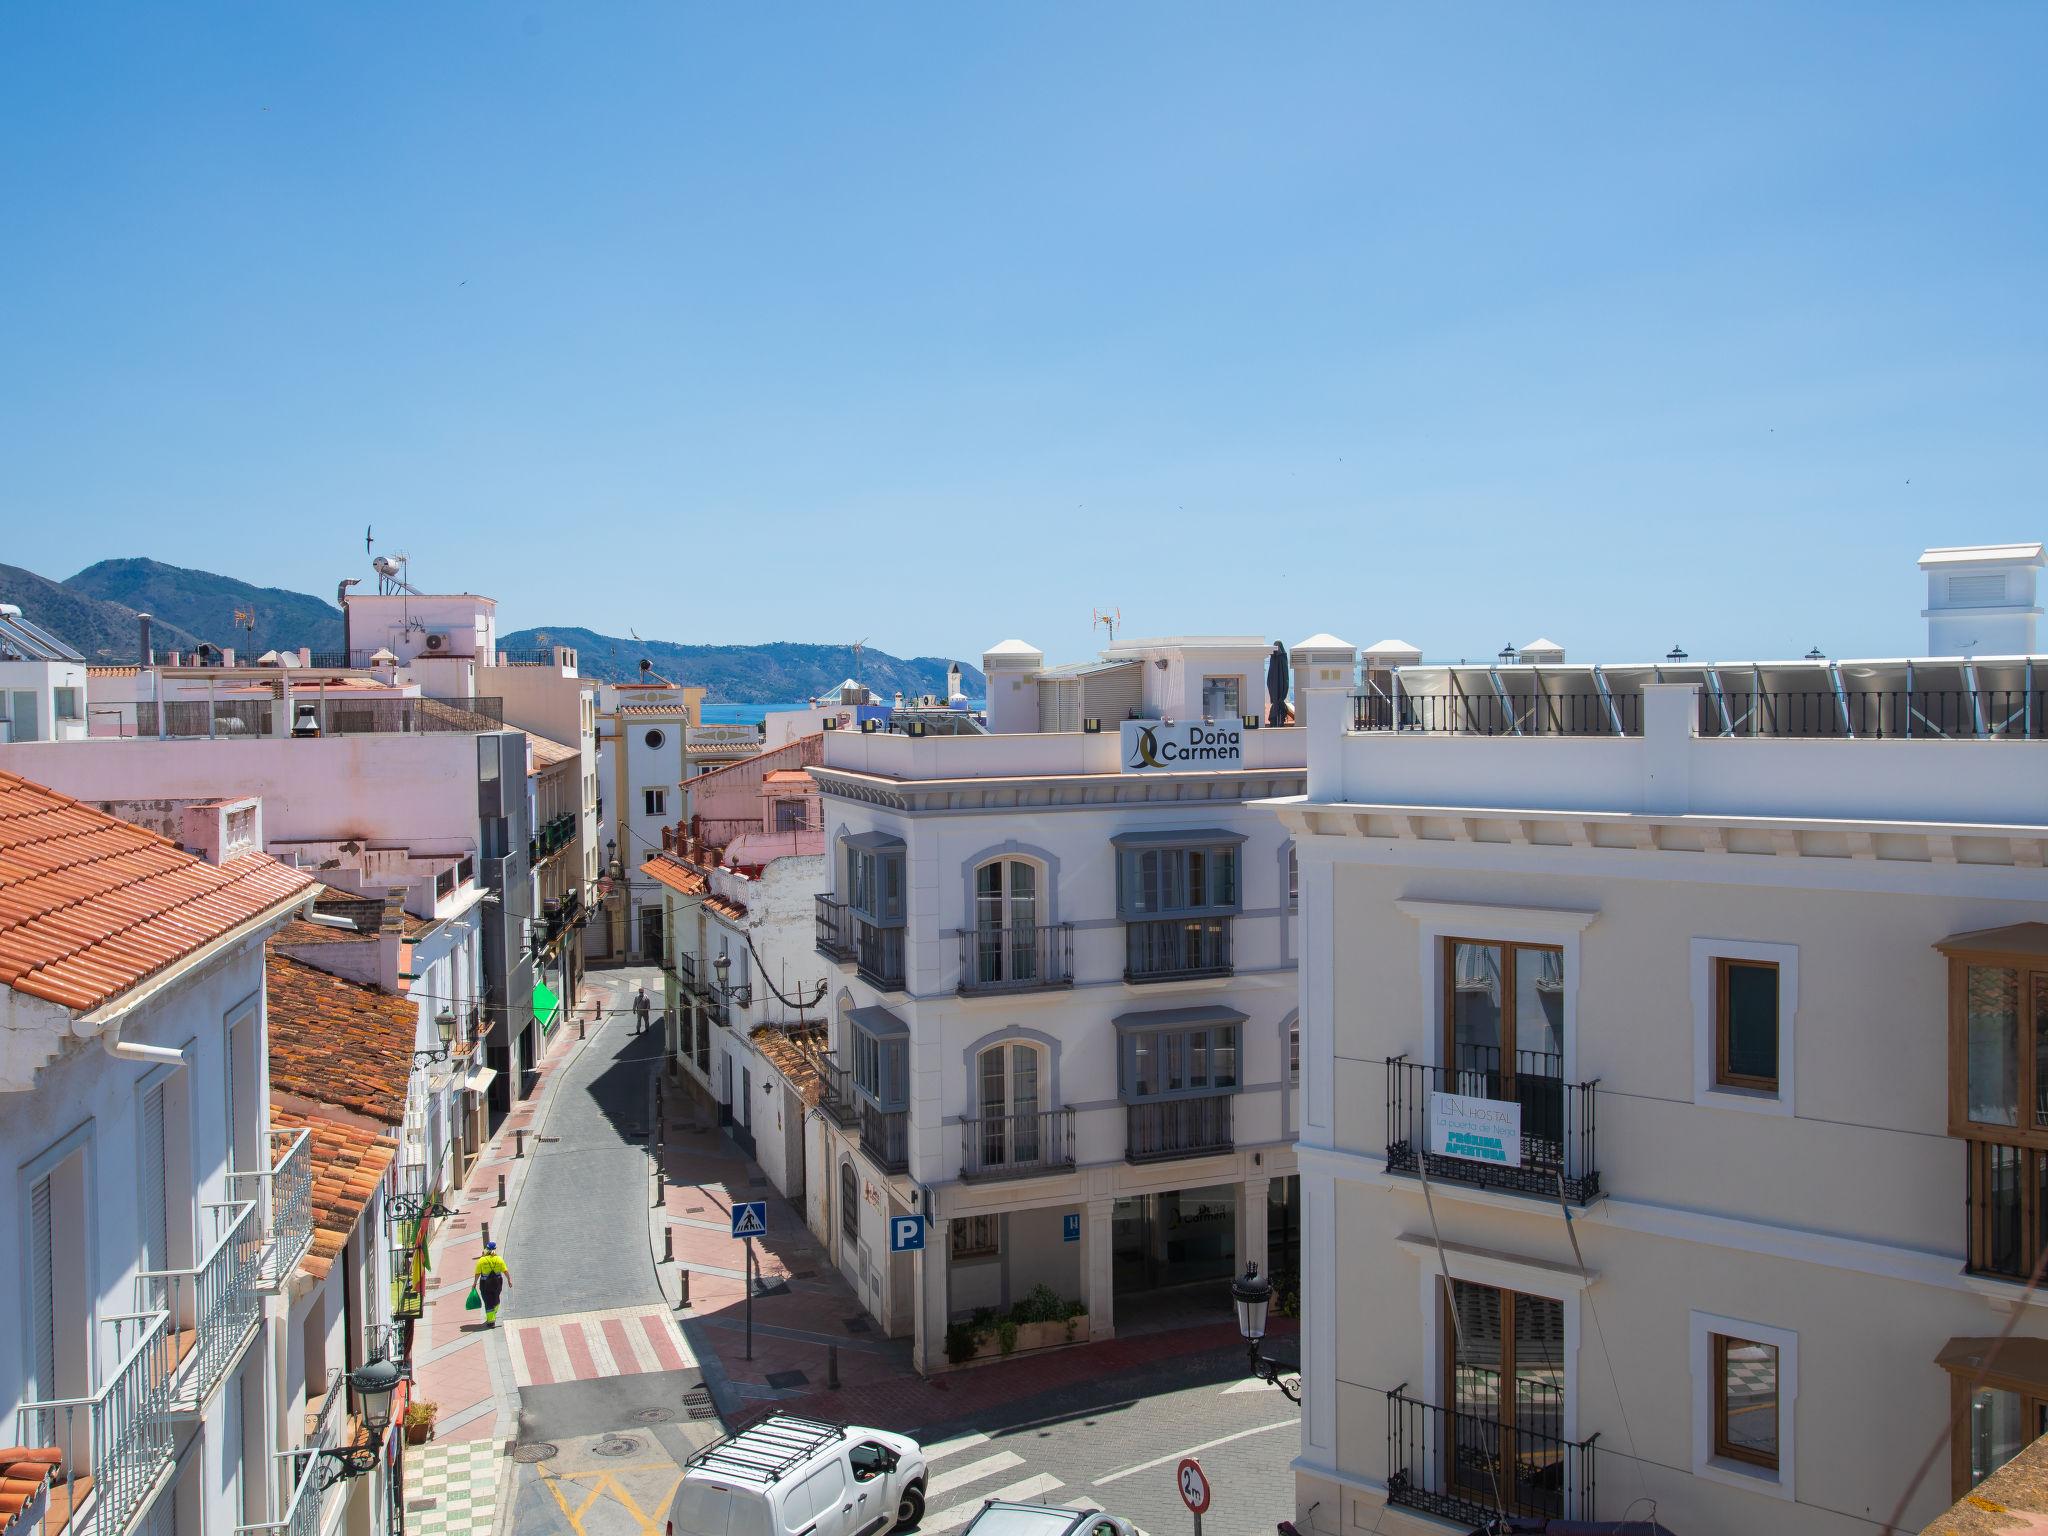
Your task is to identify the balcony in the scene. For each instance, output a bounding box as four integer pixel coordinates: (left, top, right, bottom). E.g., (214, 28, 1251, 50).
(1352, 691, 1640, 736)
(228, 1126, 315, 1291)
(957, 925, 1075, 996)
(815, 896, 854, 963)
(854, 920, 906, 991)
(1125, 1095, 1234, 1163)
(136, 695, 506, 739)
(1384, 1056, 1602, 1204)
(235, 1369, 343, 1536)
(1123, 917, 1232, 984)
(136, 1194, 265, 1417)
(14, 1311, 177, 1536)
(677, 951, 706, 998)
(960, 1109, 1077, 1181)
(859, 1100, 909, 1174)
(814, 1051, 858, 1129)
(529, 811, 577, 866)
(1385, 1386, 1598, 1527)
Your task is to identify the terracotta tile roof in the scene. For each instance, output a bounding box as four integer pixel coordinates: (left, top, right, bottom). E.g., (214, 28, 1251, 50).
(527, 733, 580, 772)
(266, 951, 416, 1125)
(268, 1109, 394, 1280)
(762, 769, 813, 785)
(87, 665, 140, 677)
(0, 770, 316, 1014)
(705, 894, 748, 922)
(642, 857, 706, 896)
(684, 735, 822, 791)
(0, 1447, 60, 1534)
(750, 1025, 827, 1108)
(275, 916, 372, 947)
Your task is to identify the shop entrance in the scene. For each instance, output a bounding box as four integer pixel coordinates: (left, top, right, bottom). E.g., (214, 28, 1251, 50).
(1111, 1183, 1238, 1297)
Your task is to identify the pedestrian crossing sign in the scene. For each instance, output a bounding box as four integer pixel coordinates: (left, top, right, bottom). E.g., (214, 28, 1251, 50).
(731, 1201, 768, 1239)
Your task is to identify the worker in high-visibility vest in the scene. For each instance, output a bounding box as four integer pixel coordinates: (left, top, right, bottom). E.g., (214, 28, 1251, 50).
(472, 1241, 511, 1326)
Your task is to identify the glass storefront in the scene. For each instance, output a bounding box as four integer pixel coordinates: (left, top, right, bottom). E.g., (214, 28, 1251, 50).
(1112, 1183, 1237, 1295)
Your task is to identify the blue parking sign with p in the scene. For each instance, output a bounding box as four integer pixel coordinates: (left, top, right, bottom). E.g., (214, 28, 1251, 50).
(1063, 1213, 1081, 1243)
(890, 1215, 925, 1252)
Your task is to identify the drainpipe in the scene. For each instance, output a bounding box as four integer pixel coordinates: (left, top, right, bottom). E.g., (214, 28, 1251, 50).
(102, 1029, 187, 1066)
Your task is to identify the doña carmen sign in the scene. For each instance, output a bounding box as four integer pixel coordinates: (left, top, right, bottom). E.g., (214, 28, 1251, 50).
(1427, 1091, 1522, 1167)
(1121, 719, 1244, 772)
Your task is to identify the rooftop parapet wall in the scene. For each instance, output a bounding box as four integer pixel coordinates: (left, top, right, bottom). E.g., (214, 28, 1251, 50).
(1314, 681, 2048, 829)
(820, 722, 1307, 782)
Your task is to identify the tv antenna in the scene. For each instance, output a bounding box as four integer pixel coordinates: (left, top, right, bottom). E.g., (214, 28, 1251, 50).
(1092, 607, 1121, 646)
(852, 636, 869, 686)
(234, 606, 257, 651)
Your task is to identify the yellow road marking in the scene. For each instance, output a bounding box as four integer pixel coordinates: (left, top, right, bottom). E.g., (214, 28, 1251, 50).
(537, 1464, 685, 1534)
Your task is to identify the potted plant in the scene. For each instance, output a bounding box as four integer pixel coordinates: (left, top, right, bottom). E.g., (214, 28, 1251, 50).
(403, 1400, 439, 1446)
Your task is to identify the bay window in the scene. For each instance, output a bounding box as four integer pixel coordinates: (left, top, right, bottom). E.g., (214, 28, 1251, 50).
(1942, 925, 2048, 1279)
(1114, 829, 1243, 983)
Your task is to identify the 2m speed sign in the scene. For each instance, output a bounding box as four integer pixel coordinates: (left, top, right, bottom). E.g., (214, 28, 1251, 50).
(1176, 1457, 1211, 1516)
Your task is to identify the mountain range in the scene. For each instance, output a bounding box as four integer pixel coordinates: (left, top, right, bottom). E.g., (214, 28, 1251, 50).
(0, 557, 981, 702)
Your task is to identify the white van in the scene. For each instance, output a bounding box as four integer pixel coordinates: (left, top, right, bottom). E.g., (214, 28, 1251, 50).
(667, 1414, 928, 1536)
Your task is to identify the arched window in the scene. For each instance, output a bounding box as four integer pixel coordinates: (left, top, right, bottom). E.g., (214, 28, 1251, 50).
(977, 1041, 1043, 1166)
(971, 859, 1039, 986)
(840, 1161, 860, 1244)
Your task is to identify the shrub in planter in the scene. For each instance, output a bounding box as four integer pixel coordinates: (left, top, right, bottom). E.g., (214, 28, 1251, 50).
(945, 1322, 981, 1365)
(996, 1319, 1020, 1356)
(403, 1401, 439, 1445)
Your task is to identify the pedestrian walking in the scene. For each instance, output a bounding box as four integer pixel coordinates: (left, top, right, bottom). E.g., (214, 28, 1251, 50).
(633, 985, 651, 1034)
(472, 1240, 510, 1326)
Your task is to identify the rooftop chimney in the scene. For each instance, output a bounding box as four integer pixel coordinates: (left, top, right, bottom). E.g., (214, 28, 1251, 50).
(1919, 543, 2045, 656)
(138, 612, 153, 665)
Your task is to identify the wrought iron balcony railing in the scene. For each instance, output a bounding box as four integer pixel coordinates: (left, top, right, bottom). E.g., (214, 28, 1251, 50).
(1384, 1054, 1602, 1204)
(1351, 691, 1640, 736)
(814, 1052, 858, 1129)
(1125, 1094, 1235, 1162)
(1385, 1385, 1598, 1527)
(1123, 917, 1233, 984)
(815, 896, 854, 963)
(13, 1310, 178, 1536)
(135, 1194, 264, 1416)
(854, 920, 906, 991)
(957, 924, 1075, 995)
(234, 1369, 344, 1536)
(960, 1109, 1077, 1180)
(228, 1125, 315, 1292)
(859, 1100, 909, 1173)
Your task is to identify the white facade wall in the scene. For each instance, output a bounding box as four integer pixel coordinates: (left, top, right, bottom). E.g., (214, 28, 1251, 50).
(0, 657, 89, 742)
(1288, 672, 2048, 1536)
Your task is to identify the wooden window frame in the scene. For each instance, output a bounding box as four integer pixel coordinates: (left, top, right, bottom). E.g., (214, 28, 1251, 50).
(1714, 957, 1780, 1091)
(1440, 937, 1566, 1085)
(1943, 950, 2048, 1147)
(1711, 1333, 1780, 1471)
(1942, 1347, 2048, 1499)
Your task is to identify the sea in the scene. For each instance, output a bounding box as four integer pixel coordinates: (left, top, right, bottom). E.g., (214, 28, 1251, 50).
(700, 700, 986, 726)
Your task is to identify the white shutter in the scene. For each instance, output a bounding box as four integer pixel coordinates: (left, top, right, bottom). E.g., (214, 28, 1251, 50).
(31, 1176, 55, 1398)
(141, 1082, 169, 1274)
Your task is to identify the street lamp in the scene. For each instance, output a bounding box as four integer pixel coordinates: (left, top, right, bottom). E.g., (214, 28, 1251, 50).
(413, 1009, 458, 1067)
(711, 952, 752, 1010)
(1230, 1263, 1300, 1402)
(315, 1355, 405, 1483)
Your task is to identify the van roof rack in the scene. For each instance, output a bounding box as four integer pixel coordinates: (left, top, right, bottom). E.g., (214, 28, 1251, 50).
(686, 1414, 849, 1485)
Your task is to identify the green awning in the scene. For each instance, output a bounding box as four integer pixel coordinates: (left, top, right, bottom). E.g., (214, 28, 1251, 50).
(533, 979, 562, 1033)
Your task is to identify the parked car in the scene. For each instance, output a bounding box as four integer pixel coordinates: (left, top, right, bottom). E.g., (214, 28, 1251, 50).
(666, 1413, 927, 1536)
(961, 1500, 1139, 1536)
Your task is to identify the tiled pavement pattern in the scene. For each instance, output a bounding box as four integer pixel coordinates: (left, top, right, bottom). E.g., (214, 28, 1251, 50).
(404, 1439, 500, 1535)
(506, 1304, 694, 1388)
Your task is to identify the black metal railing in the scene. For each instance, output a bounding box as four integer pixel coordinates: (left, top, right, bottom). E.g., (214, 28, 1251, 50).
(816, 1052, 859, 1128)
(1386, 1386, 1597, 1527)
(1124, 917, 1233, 983)
(1352, 691, 1640, 736)
(1699, 689, 2048, 740)
(134, 694, 508, 738)
(1125, 1095, 1234, 1162)
(677, 952, 701, 993)
(815, 896, 854, 962)
(957, 924, 1075, 995)
(960, 1109, 1076, 1180)
(1965, 1140, 2047, 1281)
(859, 1100, 909, 1173)
(855, 920, 906, 990)
(1384, 1055, 1601, 1204)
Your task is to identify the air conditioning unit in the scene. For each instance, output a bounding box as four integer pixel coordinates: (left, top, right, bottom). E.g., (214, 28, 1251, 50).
(424, 632, 452, 653)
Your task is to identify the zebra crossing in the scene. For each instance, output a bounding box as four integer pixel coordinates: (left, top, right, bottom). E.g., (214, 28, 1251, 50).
(503, 1301, 696, 1387)
(918, 1433, 1150, 1535)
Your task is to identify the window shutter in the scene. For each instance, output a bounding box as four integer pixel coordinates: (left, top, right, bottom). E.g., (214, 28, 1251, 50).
(31, 1175, 55, 1399)
(141, 1082, 169, 1275)
(1949, 572, 2008, 605)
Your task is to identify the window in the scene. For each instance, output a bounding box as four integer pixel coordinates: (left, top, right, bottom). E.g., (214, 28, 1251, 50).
(53, 687, 81, 721)
(1444, 1280, 1567, 1517)
(643, 787, 666, 817)
(977, 1043, 1042, 1165)
(845, 841, 905, 924)
(1712, 1334, 1779, 1470)
(951, 1215, 1000, 1261)
(644, 728, 666, 750)
(1942, 931, 2048, 1279)
(1938, 1344, 2048, 1500)
(970, 859, 1040, 985)
(848, 1442, 894, 1482)
(1443, 939, 1566, 1152)
(850, 1022, 907, 1107)
(772, 797, 809, 832)
(1715, 958, 1779, 1090)
(1691, 1311, 1796, 1497)
(840, 1162, 860, 1244)
(1117, 842, 1239, 917)
(1201, 675, 1242, 720)
(1120, 1020, 1241, 1099)
(1287, 846, 1298, 912)
(1289, 1021, 1300, 1085)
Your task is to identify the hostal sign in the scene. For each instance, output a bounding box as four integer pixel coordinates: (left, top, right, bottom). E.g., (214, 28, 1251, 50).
(1121, 720, 1244, 773)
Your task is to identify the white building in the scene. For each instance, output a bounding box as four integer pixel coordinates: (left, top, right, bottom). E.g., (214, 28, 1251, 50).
(0, 770, 324, 1536)
(594, 674, 702, 962)
(0, 604, 88, 744)
(1281, 594, 2048, 1533)
(785, 635, 1310, 1374)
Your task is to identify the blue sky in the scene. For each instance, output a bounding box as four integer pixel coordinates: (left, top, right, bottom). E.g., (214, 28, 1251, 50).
(2, 3, 2043, 665)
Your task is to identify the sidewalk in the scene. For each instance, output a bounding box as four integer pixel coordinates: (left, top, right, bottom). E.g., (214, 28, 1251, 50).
(652, 1073, 1289, 1438)
(402, 984, 606, 1533)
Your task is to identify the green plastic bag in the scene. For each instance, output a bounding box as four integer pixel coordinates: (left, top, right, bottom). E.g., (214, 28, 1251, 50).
(465, 1282, 483, 1311)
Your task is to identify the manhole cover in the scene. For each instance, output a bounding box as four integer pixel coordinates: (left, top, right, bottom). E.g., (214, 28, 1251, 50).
(511, 1442, 559, 1464)
(765, 1370, 808, 1390)
(592, 1435, 641, 1458)
(633, 1407, 672, 1424)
